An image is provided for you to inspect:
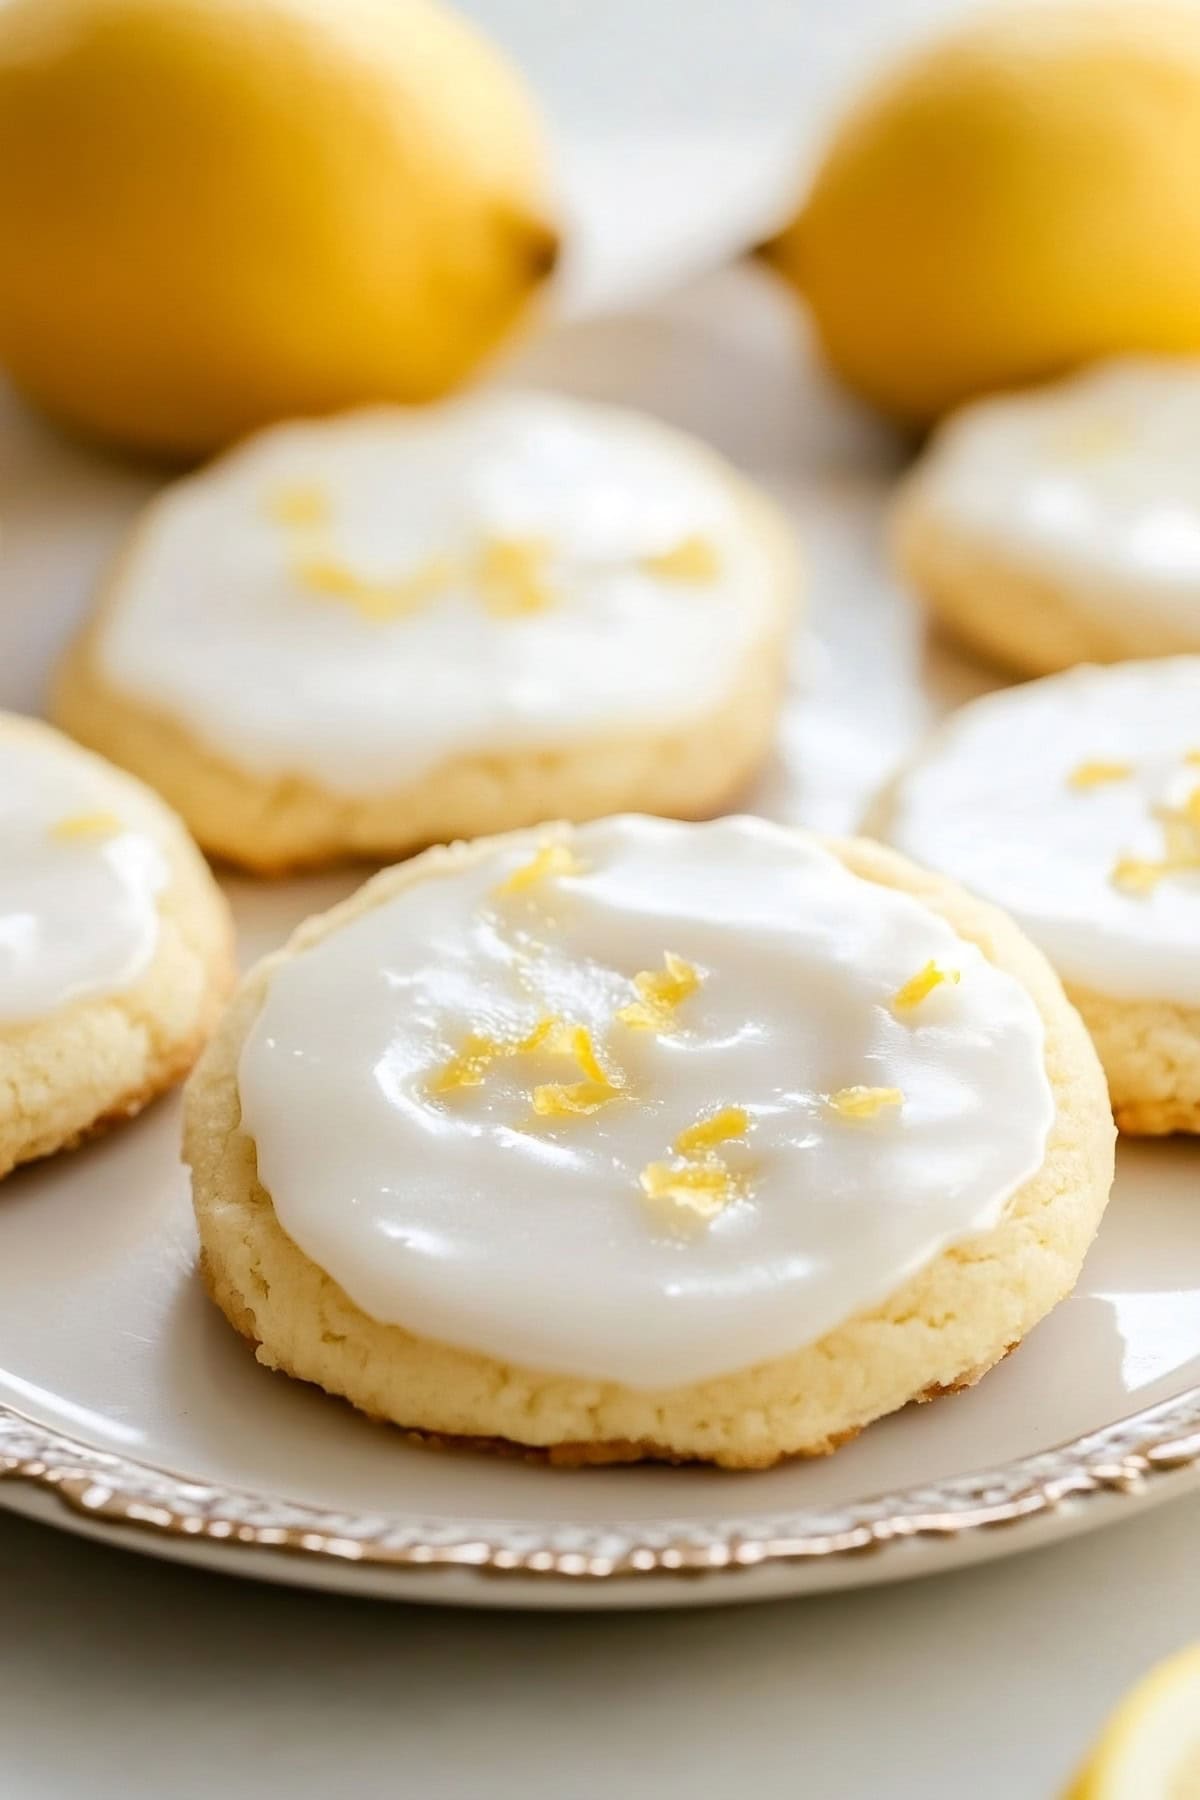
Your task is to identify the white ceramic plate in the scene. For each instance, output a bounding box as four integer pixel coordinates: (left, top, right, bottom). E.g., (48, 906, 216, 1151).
(1, 266, 1198, 1609)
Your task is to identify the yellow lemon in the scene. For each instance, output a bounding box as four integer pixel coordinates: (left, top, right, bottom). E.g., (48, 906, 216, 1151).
(1066, 1643, 1200, 1798)
(770, 3, 1200, 425)
(0, 0, 558, 457)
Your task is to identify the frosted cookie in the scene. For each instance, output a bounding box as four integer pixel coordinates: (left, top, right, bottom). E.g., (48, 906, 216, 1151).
(892, 360, 1200, 676)
(53, 393, 796, 873)
(185, 814, 1113, 1468)
(871, 658, 1200, 1134)
(0, 714, 234, 1180)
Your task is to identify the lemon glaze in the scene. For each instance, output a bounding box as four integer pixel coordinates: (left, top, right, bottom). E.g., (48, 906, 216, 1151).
(881, 660, 1200, 1004)
(911, 360, 1200, 634)
(95, 393, 785, 795)
(236, 816, 1054, 1388)
(0, 735, 167, 1024)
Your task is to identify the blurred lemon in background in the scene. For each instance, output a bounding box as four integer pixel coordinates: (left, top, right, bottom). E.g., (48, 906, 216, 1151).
(1066, 1643, 1200, 1798)
(0, 0, 558, 457)
(770, 2, 1200, 425)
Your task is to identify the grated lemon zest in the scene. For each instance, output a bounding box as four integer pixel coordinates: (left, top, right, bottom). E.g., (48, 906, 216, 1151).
(641, 535, 721, 581)
(294, 552, 453, 621)
(493, 841, 586, 897)
(527, 1021, 624, 1119)
(1111, 856, 1168, 895)
(640, 1104, 751, 1223)
(674, 1106, 750, 1157)
(617, 952, 702, 1031)
(638, 1160, 736, 1220)
(828, 1085, 904, 1120)
(430, 1016, 556, 1092)
(432, 1014, 625, 1117)
(1111, 820, 1200, 893)
(1112, 781, 1200, 896)
(532, 1080, 619, 1118)
(51, 811, 121, 841)
(428, 1030, 508, 1093)
(563, 1023, 610, 1086)
(892, 960, 959, 1012)
(293, 552, 362, 598)
(265, 482, 329, 527)
(1067, 759, 1133, 790)
(475, 535, 555, 616)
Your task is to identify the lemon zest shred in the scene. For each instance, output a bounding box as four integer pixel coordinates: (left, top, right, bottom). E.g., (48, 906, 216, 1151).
(527, 1021, 624, 1120)
(493, 840, 586, 898)
(1112, 778, 1200, 895)
(640, 1104, 752, 1224)
(1111, 856, 1167, 895)
(617, 952, 702, 1032)
(674, 1106, 750, 1157)
(1067, 759, 1133, 790)
(428, 1031, 507, 1094)
(638, 1160, 736, 1220)
(562, 1023, 611, 1086)
(1111, 842, 1200, 896)
(532, 1080, 619, 1118)
(892, 959, 959, 1013)
(432, 1014, 625, 1117)
(292, 552, 362, 598)
(475, 534, 555, 616)
(294, 551, 453, 621)
(430, 1015, 557, 1093)
(828, 1085, 904, 1120)
(641, 535, 721, 582)
(50, 811, 122, 842)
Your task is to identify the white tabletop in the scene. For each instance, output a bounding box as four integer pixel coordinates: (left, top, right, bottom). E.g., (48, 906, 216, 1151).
(1, 1493, 1197, 1798)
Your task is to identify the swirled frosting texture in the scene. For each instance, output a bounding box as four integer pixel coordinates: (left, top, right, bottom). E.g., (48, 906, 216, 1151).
(237, 816, 1054, 1388)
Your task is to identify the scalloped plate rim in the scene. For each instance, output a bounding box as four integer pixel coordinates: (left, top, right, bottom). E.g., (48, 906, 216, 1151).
(2, 1382, 1199, 1606)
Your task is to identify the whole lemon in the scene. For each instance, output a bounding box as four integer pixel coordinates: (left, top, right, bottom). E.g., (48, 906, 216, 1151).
(0, 0, 557, 456)
(771, 2, 1200, 425)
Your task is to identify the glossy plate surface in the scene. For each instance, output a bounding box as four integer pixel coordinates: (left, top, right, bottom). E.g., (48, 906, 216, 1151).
(1, 266, 1197, 1608)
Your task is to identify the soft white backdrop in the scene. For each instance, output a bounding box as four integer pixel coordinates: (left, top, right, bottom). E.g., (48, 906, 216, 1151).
(456, 0, 993, 313)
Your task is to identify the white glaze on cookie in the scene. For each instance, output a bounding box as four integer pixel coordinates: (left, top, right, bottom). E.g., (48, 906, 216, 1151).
(910, 359, 1200, 634)
(0, 735, 168, 1024)
(95, 394, 786, 794)
(237, 816, 1053, 1388)
(880, 659, 1200, 1004)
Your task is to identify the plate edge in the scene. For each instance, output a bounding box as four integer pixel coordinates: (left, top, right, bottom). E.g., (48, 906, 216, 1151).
(2, 1384, 1199, 1583)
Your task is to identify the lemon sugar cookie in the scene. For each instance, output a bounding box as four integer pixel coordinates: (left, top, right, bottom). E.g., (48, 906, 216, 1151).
(0, 714, 234, 1180)
(893, 360, 1200, 676)
(54, 393, 796, 872)
(185, 815, 1113, 1468)
(871, 658, 1200, 1134)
